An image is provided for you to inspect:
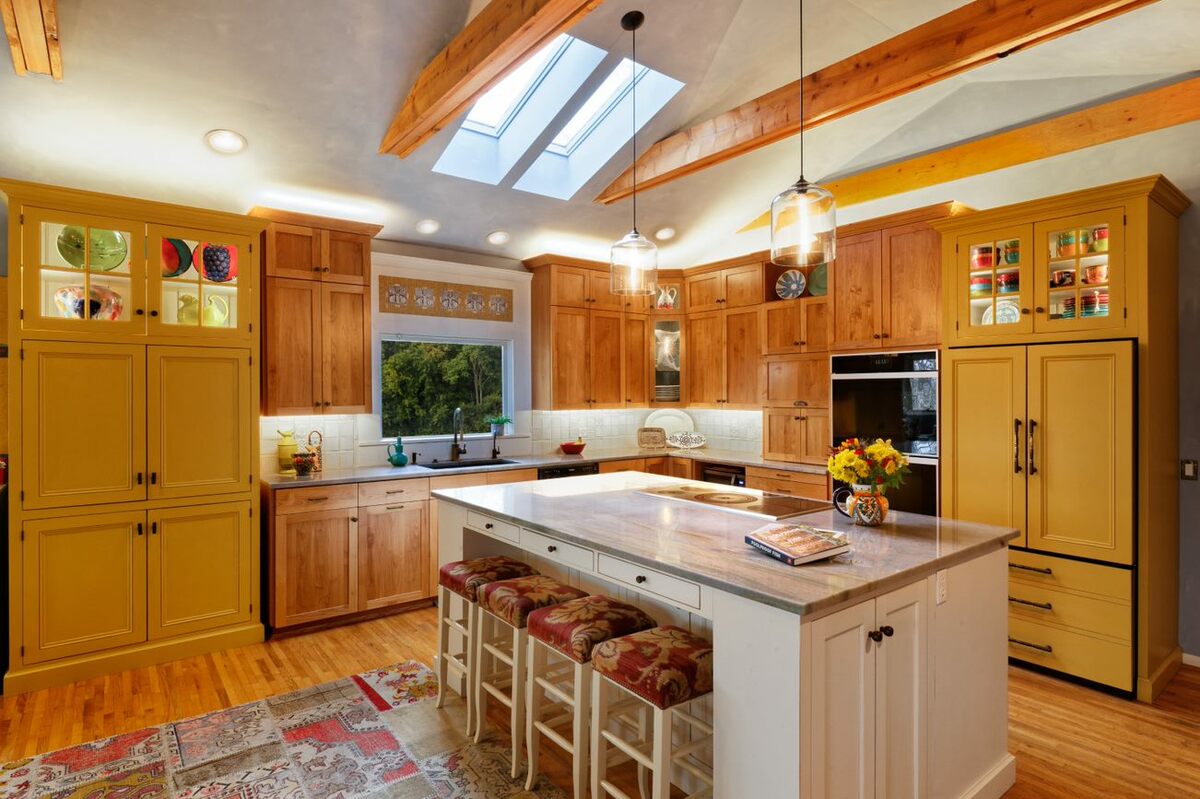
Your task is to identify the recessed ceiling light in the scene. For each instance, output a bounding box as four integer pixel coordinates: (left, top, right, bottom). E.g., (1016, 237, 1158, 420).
(654, 226, 676, 241)
(486, 230, 511, 246)
(416, 219, 441, 235)
(205, 129, 247, 154)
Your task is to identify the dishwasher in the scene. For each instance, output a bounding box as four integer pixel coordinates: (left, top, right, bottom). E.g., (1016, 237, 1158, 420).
(537, 462, 600, 480)
(698, 462, 746, 487)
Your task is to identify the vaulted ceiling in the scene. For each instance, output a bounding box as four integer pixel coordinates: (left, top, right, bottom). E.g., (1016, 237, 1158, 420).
(1, 0, 1198, 268)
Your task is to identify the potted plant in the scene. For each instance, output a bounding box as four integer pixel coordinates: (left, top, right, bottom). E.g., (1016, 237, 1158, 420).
(826, 438, 910, 526)
(487, 415, 512, 436)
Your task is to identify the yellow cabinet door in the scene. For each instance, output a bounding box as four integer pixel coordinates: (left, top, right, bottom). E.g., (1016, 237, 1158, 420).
(1027, 341, 1134, 564)
(22, 341, 147, 509)
(147, 502, 254, 639)
(1033, 210, 1126, 336)
(147, 346, 252, 500)
(148, 225, 253, 340)
(19, 207, 147, 336)
(953, 225, 1034, 342)
(273, 507, 358, 627)
(22, 511, 147, 664)
(941, 347, 1028, 545)
(358, 500, 429, 611)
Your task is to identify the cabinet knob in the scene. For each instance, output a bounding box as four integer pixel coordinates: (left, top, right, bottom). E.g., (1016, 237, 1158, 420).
(323, 401, 332, 407)
(635, 575, 647, 584)
(150, 310, 159, 317)
(135, 308, 144, 316)
(547, 545, 558, 553)
(873, 333, 881, 339)
(1023, 307, 1032, 315)
(137, 522, 144, 536)
(484, 523, 494, 530)
(868, 629, 883, 642)
(800, 341, 807, 346)
(794, 416, 802, 420)
(881, 333, 890, 338)
(1035, 306, 1045, 314)
(322, 266, 330, 273)
(350, 516, 358, 522)
(880, 625, 894, 637)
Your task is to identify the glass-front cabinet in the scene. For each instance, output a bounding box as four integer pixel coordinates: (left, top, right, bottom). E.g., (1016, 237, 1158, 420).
(956, 224, 1034, 339)
(651, 316, 684, 405)
(1033, 210, 1124, 334)
(21, 208, 146, 334)
(149, 225, 251, 337)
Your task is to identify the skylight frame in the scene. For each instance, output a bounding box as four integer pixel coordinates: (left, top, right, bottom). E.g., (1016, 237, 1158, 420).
(546, 59, 651, 157)
(462, 34, 574, 139)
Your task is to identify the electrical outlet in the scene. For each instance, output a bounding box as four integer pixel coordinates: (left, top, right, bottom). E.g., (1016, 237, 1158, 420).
(1182, 459, 1199, 481)
(935, 570, 948, 605)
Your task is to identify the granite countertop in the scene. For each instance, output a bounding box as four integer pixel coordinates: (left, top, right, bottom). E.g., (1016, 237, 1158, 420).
(434, 472, 1018, 616)
(262, 446, 826, 488)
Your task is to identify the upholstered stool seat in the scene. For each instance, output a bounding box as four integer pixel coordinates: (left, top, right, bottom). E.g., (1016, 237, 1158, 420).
(439, 555, 537, 602)
(475, 575, 588, 779)
(524, 596, 658, 798)
(592, 626, 715, 799)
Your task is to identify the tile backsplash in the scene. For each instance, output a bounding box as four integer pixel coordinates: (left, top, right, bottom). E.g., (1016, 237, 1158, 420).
(530, 409, 761, 454)
(260, 415, 360, 474)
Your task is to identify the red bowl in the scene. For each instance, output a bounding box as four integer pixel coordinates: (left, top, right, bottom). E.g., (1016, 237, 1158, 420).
(560, 441, 587, 455)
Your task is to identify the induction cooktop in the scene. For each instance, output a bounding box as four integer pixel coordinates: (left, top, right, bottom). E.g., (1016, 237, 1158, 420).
(637, 484, 832, 521)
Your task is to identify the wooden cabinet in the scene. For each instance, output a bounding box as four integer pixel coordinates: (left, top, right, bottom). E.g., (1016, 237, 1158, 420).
(263, 222, 320, 280)
(358, 501, 429, 610)
(273, 506, 358, 627)
(537, 304, 647, 410)
(256, 209, 380, 285)
(148, 502, 254, 639)
(831, 231, 884, 350)
(668, 457, 694, 479)
(685, 307, 762, 408)
(745, 466, 829, 499)
(762, 407, 828, 464)
(598, 458, 646, 473)
(321, 283, 371, 413)
(623, 314, 649, 405)
(763, 297, 830, 354)
(807, 580, 927, 799)
(685, 262, 763, 312)
(685, 310, 724, 406)
(487, 468, 539, 484)
(589, 309, 625, 408)
(549, 306, 591, 409)
(644, 457, 670, 475)
(325, 229, 372, 284)
(763, 353, 829, 409)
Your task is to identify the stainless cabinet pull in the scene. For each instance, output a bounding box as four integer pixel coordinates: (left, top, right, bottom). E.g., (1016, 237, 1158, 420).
(1009, 562, 1053, 575)
(1008, 595, 1053, 610)
(1008, 636, 1053, 654)
(1013, 418, 1023, 474)
(1027, 419, 1038, 475)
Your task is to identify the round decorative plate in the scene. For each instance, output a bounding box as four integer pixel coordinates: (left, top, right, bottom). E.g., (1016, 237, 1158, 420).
(666, 431, 707, 449)
(808, 263, 828, 296)
(161, 238, 194, 278)
(982, 299, 1022, 325)
(644, 409, 695, 436)
(56, 226, 128, 271)
(775, 268, 807, 300)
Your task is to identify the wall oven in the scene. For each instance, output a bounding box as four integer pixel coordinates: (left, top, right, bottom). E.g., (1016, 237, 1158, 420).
(831, 350, 939, 515)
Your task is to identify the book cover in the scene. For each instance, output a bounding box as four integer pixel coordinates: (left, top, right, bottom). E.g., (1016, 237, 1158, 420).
(745, 522, 850, 567)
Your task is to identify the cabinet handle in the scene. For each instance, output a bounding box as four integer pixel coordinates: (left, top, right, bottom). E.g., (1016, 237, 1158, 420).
(635, 575, 647, 584)
(1021, 307, 1031, 315)
(322, 266, 330, 273)
(1008, 636, 1053, 654)
(881, 333, 890, 338)
(1013, 418, 1023, 474)
(385, 504, 408, 510)
(868, 629, 883, 643)
(150, 472, 157, 485)
(385, 489, 406, 494)
(1008, 595, 1053, 611)
(151, 521, 158, 536)
(1009, 562, 1053, 575)
(137, 472, 143, 485)
(313, 267, 321, 272)
(306, 496, 329, 502)
(324, 401, 332, 407)
(547, 545, 558, 553)
(794, 416, 802, 420)
(800, 340, 807, 346)
(1027, 419, 1038, 475)
(137, 522, 144, 536)
(793, 340, 801, 346)
(793, 400, 808, 407)
(880, 625, 894, 637)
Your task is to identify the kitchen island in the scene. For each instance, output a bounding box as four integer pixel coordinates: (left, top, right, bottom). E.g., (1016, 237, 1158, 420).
(435, 472, 1018, 799)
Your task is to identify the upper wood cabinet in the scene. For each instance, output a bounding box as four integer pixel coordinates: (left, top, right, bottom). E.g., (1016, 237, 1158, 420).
(253, 208, 381, 285)
(764, 353, 829, 409)
(624, 314, 650, 405)
(685, 262, 764, 312)
(763, 297, 830, 355)
(322, 283, 371, 413)
(686, 307, 763, 408)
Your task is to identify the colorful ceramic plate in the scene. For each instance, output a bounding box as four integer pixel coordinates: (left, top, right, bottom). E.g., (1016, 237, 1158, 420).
(56, 226, 128, 271)
(161, 238, 194, 278)
(666, 431, 707, 449)
(775, 269, 807, 300)
(808, 263, 828, 296)
(982, 299, 1022, 325)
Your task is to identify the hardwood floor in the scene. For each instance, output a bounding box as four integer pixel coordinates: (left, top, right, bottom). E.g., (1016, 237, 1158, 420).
(2, 608, 1198, 798)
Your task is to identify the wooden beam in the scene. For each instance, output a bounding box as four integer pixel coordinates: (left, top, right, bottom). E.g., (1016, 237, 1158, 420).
(379, 0, 600, 158)
(595, 0, 1159, 205)
(737, 77, 1200, 233)
(1, 0, 61, 80)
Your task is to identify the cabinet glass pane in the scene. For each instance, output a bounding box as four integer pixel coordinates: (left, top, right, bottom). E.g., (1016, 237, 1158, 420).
(653, 319, 681, 402)
(38, 221, 134, 323)
(158, 237, 240, 330)
(1045, 224, 1110, 321)
(967, 238, 1022, 327)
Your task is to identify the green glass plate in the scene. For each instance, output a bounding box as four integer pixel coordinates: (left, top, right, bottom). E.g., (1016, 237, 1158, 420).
(808, 263, 828, 296)
(56, 226, 128, 271)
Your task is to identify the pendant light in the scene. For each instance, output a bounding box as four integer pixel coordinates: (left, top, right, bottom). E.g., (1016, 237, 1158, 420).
(610, 10, 658, 296)
(770, 0, 836, 267)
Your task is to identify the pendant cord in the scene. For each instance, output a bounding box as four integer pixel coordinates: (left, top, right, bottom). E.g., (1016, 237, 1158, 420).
(631, 23, 638, 233)
(798, 0, 805, 181)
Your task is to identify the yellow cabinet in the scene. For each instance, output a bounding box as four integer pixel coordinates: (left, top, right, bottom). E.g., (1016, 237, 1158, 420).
(358, 500, 429, 610)
(148, 346, 253, 500)
(21, 511, 148, 664)
(147, 502, 254, 639)
(1033, 210, 1125, 336)
(21, 341, 147, 509)
(148, 224, 253, 339)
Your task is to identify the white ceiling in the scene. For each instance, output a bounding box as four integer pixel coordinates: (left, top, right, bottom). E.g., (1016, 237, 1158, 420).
(1, 0, 1198, 269)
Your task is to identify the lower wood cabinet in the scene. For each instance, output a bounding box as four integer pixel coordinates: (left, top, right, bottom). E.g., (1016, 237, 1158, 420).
(272, 505, 358, 627)
(745, 466, 829, 499)
(598, 458, 646, 473)
(359, 501, 429, 610)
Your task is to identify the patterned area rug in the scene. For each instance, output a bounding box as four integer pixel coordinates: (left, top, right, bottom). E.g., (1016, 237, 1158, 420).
(0, 661, 567, 799)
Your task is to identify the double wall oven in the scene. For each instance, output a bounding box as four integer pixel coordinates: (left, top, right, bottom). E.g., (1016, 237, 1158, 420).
(830, 350, 939, 515)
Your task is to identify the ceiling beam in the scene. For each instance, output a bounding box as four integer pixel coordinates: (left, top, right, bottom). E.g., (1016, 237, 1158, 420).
(1, 0, 62, 80)
(379, 0, 601, 158)
(594, 0, 1159, 205)
(737, 76, 1200, 232)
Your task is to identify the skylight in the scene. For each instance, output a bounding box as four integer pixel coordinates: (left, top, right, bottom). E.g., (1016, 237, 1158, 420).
(548, 59, 648, 155)
(464, 35, 571, 136)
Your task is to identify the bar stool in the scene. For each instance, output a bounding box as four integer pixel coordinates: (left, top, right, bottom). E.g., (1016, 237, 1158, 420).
(591, 626, 715, 799)
(436, 555, 537, 737)
(474, 574, 590, 778)
(524, 595, 658, 799)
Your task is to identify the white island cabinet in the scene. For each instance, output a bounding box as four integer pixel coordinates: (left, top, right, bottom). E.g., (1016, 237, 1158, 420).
(435, 472, 1016, 799)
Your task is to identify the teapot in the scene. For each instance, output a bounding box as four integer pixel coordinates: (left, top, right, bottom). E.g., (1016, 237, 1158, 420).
(177, 294, 230, 327)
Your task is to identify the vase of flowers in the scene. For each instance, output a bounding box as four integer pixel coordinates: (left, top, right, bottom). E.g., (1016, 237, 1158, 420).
(826, 438, 910, 526)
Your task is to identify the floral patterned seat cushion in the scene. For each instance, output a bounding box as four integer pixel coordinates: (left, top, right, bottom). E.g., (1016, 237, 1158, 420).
(438, 555, 537, 602)
(527, 595, 658, 663)
(592, 626, 714, 709)
(479, 575, 589, 628)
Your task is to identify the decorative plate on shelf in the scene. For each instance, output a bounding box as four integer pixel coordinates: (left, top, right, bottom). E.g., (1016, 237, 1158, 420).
(807, 263, 828, 296)
(644, 409, 695, 435)
(161, 238, 194, 278)
(56, 226, 128, 271)
(982, 299, 1022, 325)
(774, 269, 807, 300)
(666, 431, 707, 449)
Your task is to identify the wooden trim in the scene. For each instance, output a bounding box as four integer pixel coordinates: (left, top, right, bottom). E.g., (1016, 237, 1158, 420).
(594, 0, 1160, 205)
(248, 207, 383, 237)
(2, 0, 61, 80)
(379, 0, 602, 158)
(740, 200, 970, 236)
(523, 253, 610, 271)
(0, 0, 25, 76)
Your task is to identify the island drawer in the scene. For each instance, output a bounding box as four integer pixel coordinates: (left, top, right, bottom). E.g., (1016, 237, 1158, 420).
(746, 476, 828, 500)
(467, 512, 520, 544)
(521, 528, 594, 571)
(1008, 550, 1131, 601)
(1008, 616, 1132, 691)
(275, 484, 358, 514)
(359, 478, 430, 506)
(746, 466, 826, 486)
(597, 554, 701, 609)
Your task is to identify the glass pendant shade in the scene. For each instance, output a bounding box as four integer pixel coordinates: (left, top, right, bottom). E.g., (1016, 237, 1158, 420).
(770, 178, 837, 267)
(610, 229, 658, 295)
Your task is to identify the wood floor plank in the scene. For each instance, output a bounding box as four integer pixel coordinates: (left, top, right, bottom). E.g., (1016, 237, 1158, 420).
(1, 607, 1197, 798)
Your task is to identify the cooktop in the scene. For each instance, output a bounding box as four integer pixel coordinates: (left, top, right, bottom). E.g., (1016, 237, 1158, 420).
(636, 484, 832, 521)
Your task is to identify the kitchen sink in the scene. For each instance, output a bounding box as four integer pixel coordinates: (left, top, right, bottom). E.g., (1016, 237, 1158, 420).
(424, 458, 519, 470)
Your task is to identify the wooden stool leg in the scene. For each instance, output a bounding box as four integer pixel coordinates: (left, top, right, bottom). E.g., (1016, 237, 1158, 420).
(524, 637, 546, 791)
(435, 586, 448, 710)
(572, 662, 590, 799)
(651, 707, 672, 799)
(637, 703, 650, 799)
(510, 625, 528, 779)
(465, 601, 477, 737)
(590, 671, 608, 799)
(473, 607, 489, 743)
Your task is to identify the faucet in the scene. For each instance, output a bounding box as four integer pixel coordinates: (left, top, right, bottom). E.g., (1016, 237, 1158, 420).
(450, 407, 467, 462)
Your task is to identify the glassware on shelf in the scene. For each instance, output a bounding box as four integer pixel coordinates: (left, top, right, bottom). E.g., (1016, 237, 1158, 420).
(36, 221, 135, 324)
(966, 237, 1022, 327)
(158, 237, 239, 330)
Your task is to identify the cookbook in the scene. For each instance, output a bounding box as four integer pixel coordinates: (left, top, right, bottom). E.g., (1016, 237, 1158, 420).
(745, 522, 849, 566)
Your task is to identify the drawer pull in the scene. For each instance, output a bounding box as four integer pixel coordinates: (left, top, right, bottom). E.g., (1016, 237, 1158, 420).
(1009, 562, 1053, 575)
(485, 523, 494, 530)
(385, 505, 407, 510)
(635, 575, 647, 584)
(306, 496, 329, 502)
(547, 545, 558, 553)
(1009, 636, 1053, 654)
(1008, 595, 1053, 611)
(385, 489, 406, 494)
